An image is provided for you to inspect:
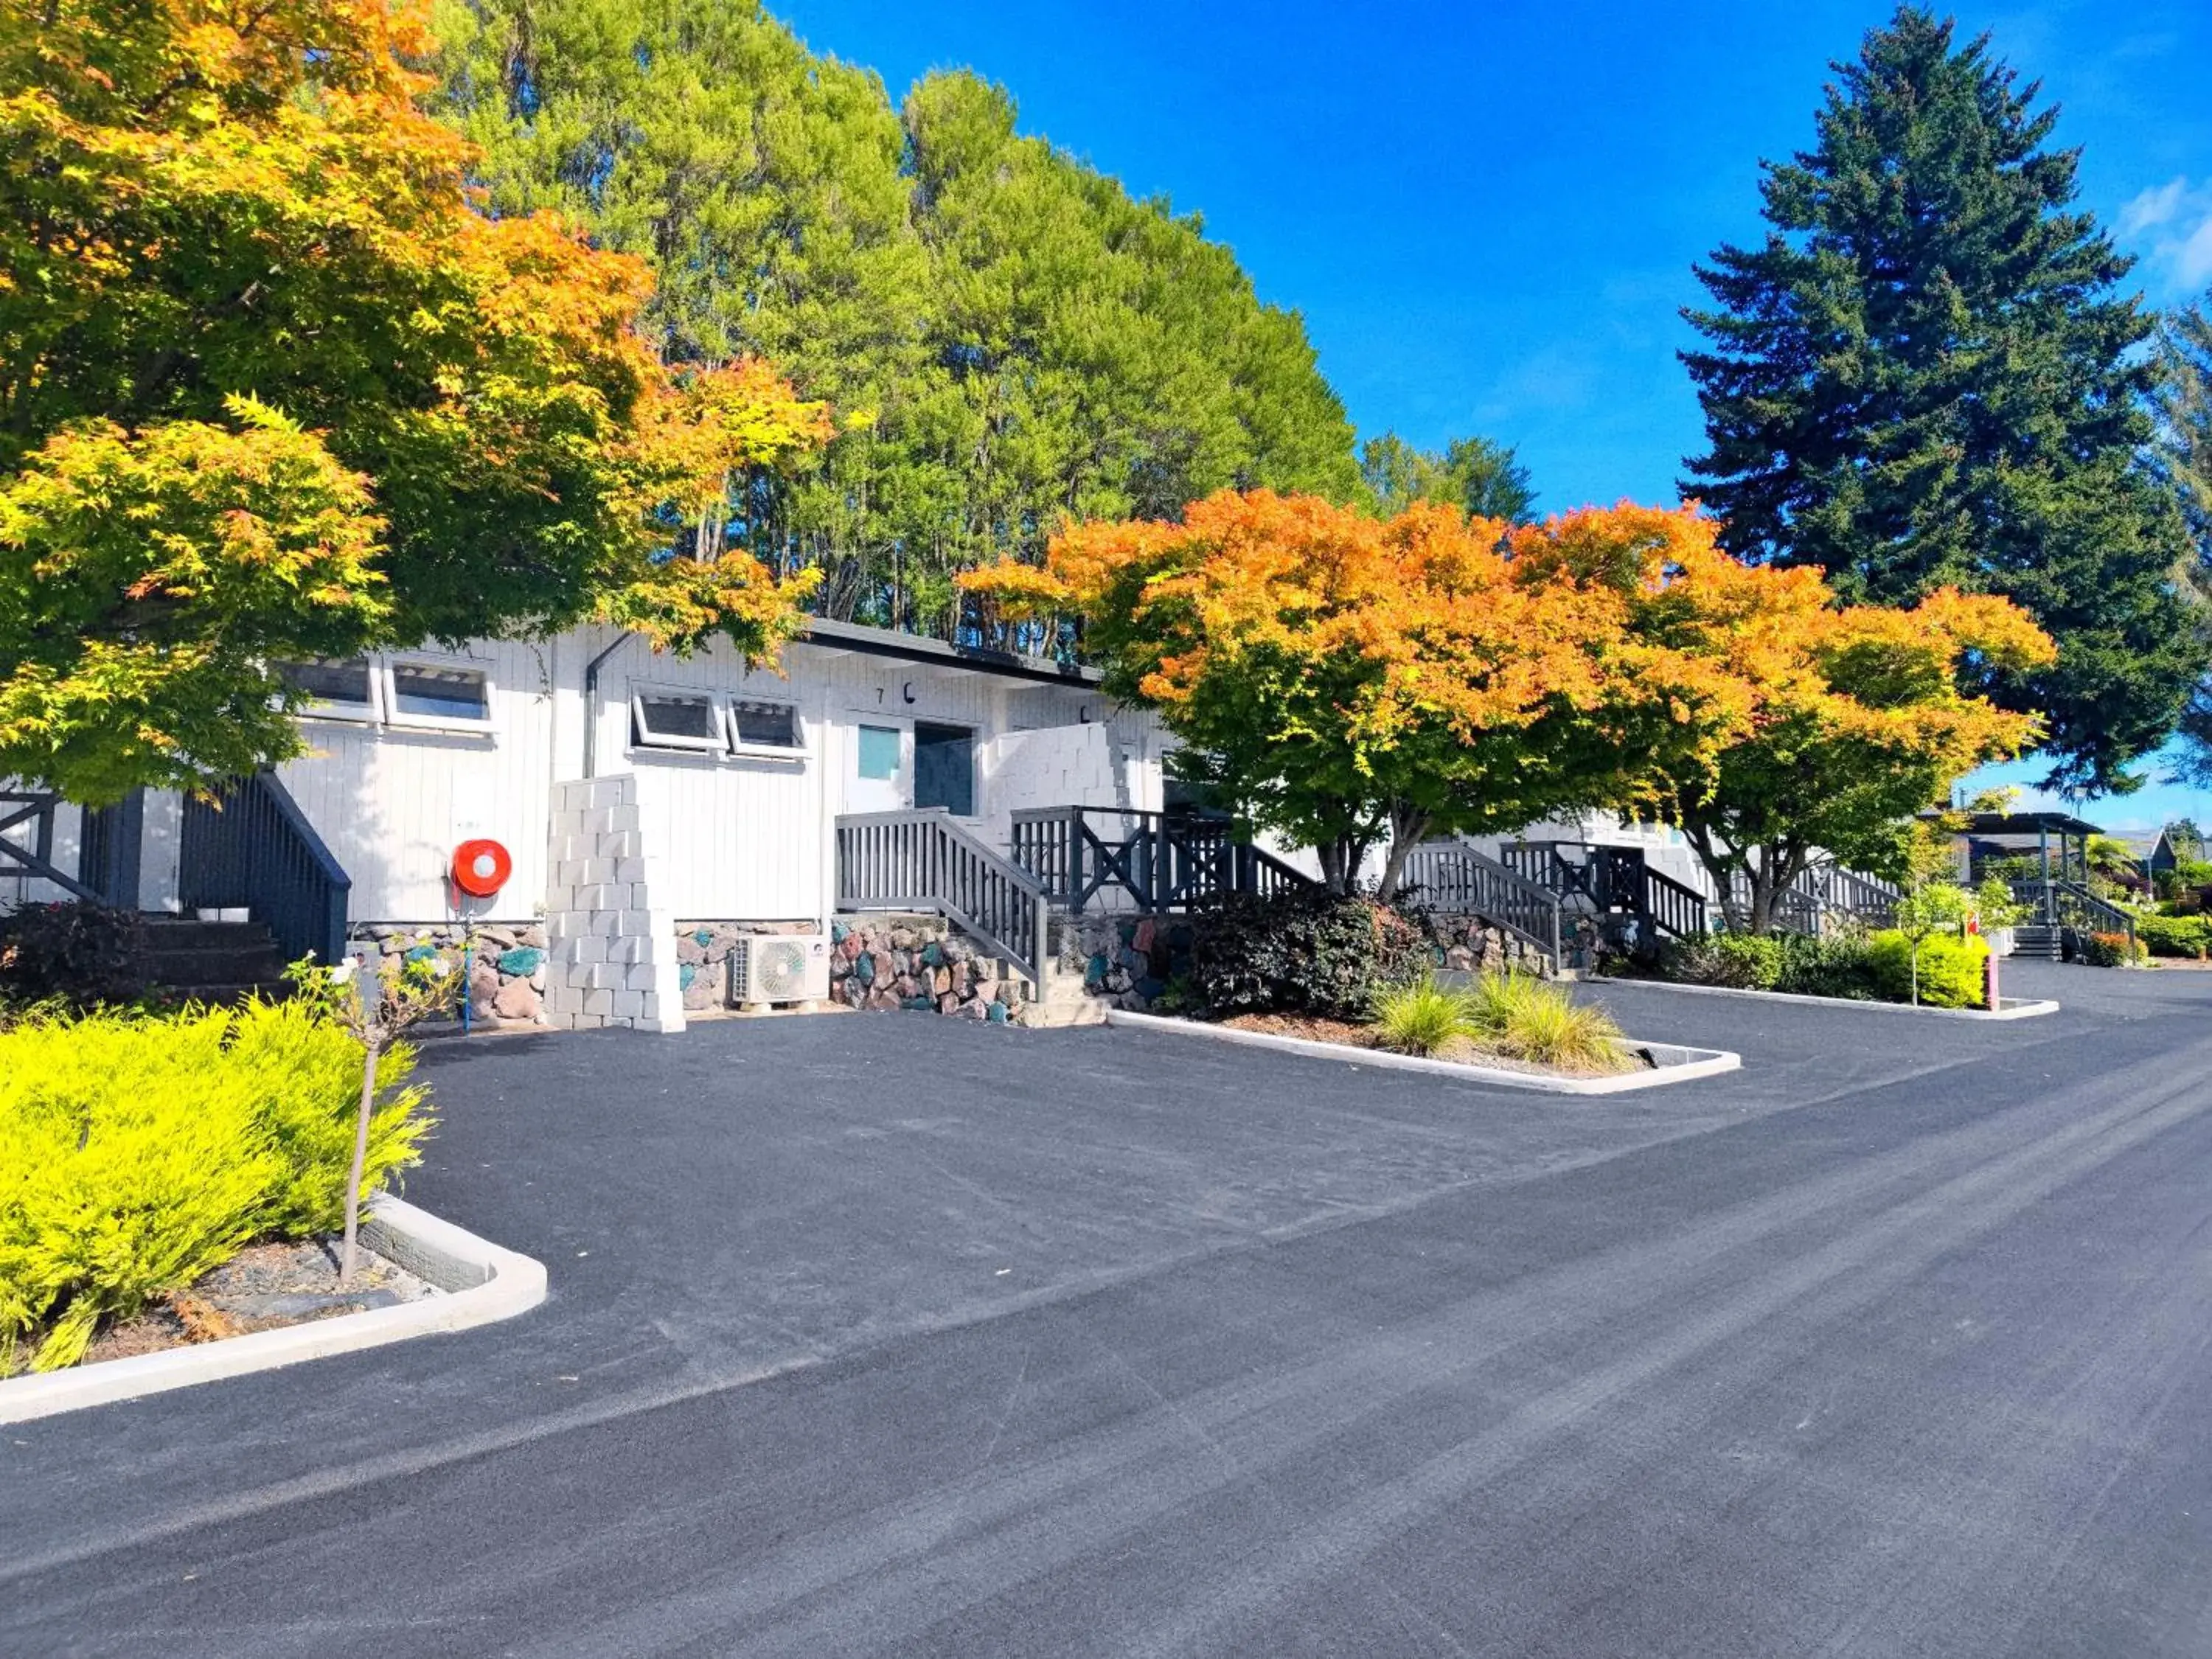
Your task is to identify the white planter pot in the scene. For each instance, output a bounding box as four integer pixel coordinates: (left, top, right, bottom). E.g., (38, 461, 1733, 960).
(1986, 928, 2016, 958)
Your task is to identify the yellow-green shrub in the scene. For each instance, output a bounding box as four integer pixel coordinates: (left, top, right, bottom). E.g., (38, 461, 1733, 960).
(1868, 930, 1989, 1007)
(0, 1002, 432, 1373)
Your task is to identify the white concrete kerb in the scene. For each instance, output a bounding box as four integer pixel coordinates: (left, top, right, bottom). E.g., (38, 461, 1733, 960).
(1105, 1009, 1742, 1095)
(1599, 978, 2062, 1020)
(0, 1195, 547, 1425)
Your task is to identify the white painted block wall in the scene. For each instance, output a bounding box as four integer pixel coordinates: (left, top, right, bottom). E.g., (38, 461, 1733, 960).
(540, 774, 686, 1035)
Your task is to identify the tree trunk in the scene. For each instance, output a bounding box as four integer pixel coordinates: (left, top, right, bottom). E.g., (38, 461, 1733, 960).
(1374, 804, 1431, 905)
(340, 1032, 380, 1287)
(1683, 824, 1746, 935)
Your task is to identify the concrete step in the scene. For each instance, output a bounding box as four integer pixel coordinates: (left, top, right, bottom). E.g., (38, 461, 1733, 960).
(1026, 967, 1107, 1028)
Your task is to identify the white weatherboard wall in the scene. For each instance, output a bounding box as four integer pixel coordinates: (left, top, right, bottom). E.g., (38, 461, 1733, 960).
(257, 622, 1172, 930)
(276, 639, 557, 922)
(541, 774, 684, 1034)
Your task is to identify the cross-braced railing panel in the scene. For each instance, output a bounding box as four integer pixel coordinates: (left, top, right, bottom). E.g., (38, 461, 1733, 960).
(1008, 807, 1313, 914)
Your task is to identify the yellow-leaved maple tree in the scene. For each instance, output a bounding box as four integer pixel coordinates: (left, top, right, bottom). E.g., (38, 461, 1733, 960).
(967, 493, 2053, 915)
(0, 0, 830, 801)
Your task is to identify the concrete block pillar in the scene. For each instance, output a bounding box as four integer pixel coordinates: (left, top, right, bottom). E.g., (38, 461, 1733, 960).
(540, 774, 686, 1034)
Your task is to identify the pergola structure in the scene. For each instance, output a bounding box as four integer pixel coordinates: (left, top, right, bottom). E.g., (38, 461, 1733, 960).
(1955, 810, 2104, 888)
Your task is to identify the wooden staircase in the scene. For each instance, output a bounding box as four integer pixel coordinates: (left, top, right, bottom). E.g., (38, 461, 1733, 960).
(2007, 924, 2064, 962)
(142, 917, 293, 1005)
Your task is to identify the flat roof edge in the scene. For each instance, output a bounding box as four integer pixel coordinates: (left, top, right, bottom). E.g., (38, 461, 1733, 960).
(799, 618, 1102, 687)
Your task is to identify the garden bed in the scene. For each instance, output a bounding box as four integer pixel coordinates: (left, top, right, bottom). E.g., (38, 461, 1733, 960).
(77, 1237, 435, 1366)
(1105, 1009, 1740, 1095)
(0, 1194, 546, 1423)
(1599, 975, 2059, 1020)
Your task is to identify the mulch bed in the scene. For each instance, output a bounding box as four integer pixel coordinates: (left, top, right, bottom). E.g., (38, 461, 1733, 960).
(1217, 1013, 1644, 1078)
(76, 1238, 436, 1368)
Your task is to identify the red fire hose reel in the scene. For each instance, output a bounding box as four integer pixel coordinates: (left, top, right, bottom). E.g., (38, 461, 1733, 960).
(451, 838, 512, 898)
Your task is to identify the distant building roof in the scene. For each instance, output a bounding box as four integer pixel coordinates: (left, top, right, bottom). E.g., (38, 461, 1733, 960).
(1950, 810, 2104, 838)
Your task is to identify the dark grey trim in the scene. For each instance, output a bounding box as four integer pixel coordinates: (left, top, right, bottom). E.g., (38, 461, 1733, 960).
(800, 618, 1101, 688)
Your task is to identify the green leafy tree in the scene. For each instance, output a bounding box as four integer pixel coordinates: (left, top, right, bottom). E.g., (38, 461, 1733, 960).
(1360, 433, 1537, 523)
(1, 0, 826, 803)
(431, 2, 1364, 641)
(1680, 5, 2202, 796)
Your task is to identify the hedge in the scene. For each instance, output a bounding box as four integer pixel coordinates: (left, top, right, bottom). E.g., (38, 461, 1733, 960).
(0, 1001, 434, 1373)
(2136, 913, 2211, 959)
(1867, 931, 1989, 1008)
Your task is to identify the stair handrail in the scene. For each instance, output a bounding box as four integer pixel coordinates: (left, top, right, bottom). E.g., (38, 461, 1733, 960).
(2051, 877, 2138, 946)
(1400, 841, 1562, 966)
(178, 772, 352, 967)
(1640, 865, 1710, 942)
(837, 807, 1051, 984)
(1801, 860, 1901, 928)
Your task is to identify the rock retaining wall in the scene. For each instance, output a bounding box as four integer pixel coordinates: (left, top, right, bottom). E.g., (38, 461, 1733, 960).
(829, 912, 1027, 1023)
(673, 920, 818, 1014)
(347, 922, 552, 1030)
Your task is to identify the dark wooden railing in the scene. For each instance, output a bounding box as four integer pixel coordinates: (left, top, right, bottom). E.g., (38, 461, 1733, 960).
(1642, 866, 1711, 942)
(837, 808, 1051, 983)
(1803, 862, 1902, 928)
(1399, 841, 1562, 964)
(1502, 840, 1707, 943)
(178, 772, 351, 967)
(2006, 877, 2137, 946)
(0, 790, 101, 903)
(1008, 807, 1314, 914)
(1725, 869, 1821, 935)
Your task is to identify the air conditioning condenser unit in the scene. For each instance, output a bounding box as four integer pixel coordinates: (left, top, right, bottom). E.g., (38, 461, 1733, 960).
(728, 933, 831, 1006)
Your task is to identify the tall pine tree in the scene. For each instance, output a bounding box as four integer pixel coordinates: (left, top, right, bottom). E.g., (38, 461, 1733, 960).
(2152, 291, 2212, 781)
(1680, 6, 2200, 793)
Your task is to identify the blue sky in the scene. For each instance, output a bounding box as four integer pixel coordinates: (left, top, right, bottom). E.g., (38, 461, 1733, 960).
(773, 0, 2212, 829)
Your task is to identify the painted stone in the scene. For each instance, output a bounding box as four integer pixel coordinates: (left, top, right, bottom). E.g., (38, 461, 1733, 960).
(901, 995, 936, 1012)
(678, 963, 698, 990)
(492, 978, 541, 1020)
(920, 941, 945, 967)
(497, 946, 545, 977)
(830, 920, 849, 945)
(987, 1000, 1009, 1023)
(855, 953, 876, 986)
(1133, 917, 1156, 954)
(1085, 952, 1108, 989)
(404, 945, 439, 964)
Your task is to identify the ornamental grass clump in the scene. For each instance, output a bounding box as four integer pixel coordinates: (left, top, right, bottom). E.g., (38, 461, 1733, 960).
(0, 1000, 433, 1374)
(1462, 970, 1632, 1074)
(1371, 976, 1475, 1057)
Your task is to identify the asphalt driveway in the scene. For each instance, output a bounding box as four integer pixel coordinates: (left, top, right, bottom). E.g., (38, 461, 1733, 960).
(7, 960, 2212, 1655)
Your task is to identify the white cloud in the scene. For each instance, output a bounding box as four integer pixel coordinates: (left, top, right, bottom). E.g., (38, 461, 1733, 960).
(2177, 213, 2212, 288)
(2122, 175, 2191, 234)
(2118, 175, 2212, 296)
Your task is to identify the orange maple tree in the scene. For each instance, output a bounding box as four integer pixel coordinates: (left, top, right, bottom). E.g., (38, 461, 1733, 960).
(0, 0, 829, 801)
(968, 493, 2052, 914)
